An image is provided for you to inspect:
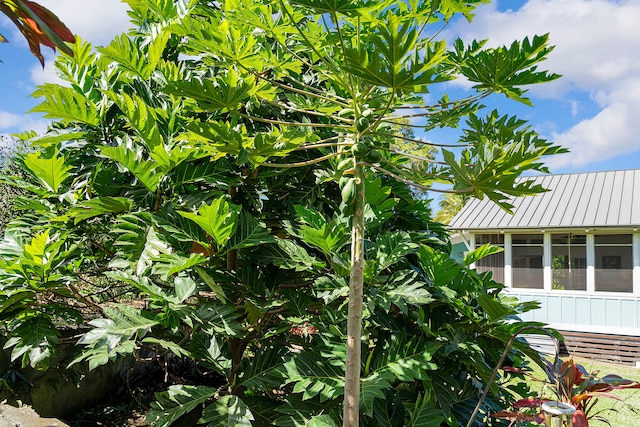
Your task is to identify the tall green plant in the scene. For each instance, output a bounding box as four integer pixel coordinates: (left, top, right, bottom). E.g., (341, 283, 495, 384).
(162, 2, 564, 424)
(0, 0, 565, 425)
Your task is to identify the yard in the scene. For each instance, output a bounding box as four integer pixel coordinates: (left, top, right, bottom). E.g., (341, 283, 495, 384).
(510, 356, 640, 427)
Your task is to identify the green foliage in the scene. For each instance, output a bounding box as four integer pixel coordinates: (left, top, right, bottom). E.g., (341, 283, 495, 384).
(178, 196, 240, 248)
(147, 385, 218, 427)
(434, 193, 466, 224)
(0, 137, 30, 234)
(0, 0, 566, 425)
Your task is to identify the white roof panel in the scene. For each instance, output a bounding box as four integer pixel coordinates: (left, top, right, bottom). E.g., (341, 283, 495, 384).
(449, 169, 640, 230)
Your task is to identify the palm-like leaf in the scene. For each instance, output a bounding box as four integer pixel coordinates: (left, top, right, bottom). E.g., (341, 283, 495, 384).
(66, 196, 132, 224)
(98, 32, 169, 79)
(147, 385, 218, 427)
(365, 231, 418, 279)
(30, 84, 100, 125)
(100, 142, 165, 192)
(22, 149, 72, 194)
(199, 395, 255, 426)
(224, 213, 276, 252)
(178, 197, 239, 248)
(4, 316, 59, 369)
(284, 351, 345, 402)
(368, 332, 440, 383)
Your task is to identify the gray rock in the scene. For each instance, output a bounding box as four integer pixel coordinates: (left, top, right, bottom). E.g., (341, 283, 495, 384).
(0, 404, 69, 427)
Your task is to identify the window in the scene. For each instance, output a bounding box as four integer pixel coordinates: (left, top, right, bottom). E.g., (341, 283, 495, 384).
(512, 234, 543, 289)
(475, 234, 504, 283)
(595, 234, 632, 293)
(551, 234, 586, 291)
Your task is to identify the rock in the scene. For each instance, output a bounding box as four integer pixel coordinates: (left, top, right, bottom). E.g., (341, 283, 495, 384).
(0, 333, 135, 418)
(0, 404, 69, 427)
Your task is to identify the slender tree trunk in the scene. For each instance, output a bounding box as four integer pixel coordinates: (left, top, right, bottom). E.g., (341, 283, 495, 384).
(343, 161, 365, 427)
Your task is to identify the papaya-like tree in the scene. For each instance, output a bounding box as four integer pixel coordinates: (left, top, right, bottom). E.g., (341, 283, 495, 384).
(0, 0, 564, 425)
(0, 0, 74, 64)
(165, 2, 563, 425)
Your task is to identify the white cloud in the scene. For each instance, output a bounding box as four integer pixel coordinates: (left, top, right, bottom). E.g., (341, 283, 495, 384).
(0, 111, 49, 134)
(547, 76, 640, 168)
(445, 0, 640, 169)
(0, 1, 131, 50)
(36, 0, 132, 47)
(2, 1, 131, 100)
(0, 112, 23, 129)
(29, 53, 67, 87)
(2, 1, 131, 135)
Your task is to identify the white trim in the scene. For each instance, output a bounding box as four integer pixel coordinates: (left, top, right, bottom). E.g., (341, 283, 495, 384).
(586, 234, 595, 293)
(504, 233, 512, 288)
(469, 234, 476, 270)
(461, 231, 472, 252)
(543, 232, 552, 291)
(545, 322, 640, 337)
(634, 233, 640, 295)
(504, 288, 639, 298)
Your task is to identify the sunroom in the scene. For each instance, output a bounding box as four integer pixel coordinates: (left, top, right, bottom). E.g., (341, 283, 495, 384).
(449, 169, 640, 364)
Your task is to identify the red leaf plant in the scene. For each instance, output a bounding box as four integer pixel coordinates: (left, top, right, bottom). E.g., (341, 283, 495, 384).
(494, 359, 640, 426)
(0, 0, 74, 65)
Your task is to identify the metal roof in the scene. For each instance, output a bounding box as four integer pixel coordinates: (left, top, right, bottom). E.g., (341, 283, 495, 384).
(448, 169, 640, 230)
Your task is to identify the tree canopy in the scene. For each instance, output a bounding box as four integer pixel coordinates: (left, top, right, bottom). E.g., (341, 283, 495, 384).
(0, 0, 565, 425)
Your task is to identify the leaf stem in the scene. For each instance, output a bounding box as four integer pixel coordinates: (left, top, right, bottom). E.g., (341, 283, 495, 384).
(235, 111, 350, 129)
(260, 152, 340, 168)
(374, 131, 467, 148)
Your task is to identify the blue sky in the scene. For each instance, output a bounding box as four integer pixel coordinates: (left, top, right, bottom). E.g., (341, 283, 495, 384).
(1, 0, 639, 175)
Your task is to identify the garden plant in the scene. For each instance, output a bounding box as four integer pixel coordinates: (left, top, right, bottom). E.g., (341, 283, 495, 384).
(496, 358, 640, 427)
(0, 0, 568, 425)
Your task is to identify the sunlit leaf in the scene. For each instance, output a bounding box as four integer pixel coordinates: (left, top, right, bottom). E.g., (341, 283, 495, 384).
(23, 149, 72, 193)
(147, 385, 217, 427)
(199, 395, 255, 426)
(178, 197, 239, 248)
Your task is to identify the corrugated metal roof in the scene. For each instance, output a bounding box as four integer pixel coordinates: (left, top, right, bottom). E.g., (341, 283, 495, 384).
(449, 169, 640, 230)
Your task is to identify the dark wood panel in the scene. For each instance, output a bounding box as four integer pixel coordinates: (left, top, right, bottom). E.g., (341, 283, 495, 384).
(559, 330, 640, 366)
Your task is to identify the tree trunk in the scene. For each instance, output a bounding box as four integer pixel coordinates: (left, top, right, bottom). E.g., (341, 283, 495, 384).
(343, 161, 365, 427)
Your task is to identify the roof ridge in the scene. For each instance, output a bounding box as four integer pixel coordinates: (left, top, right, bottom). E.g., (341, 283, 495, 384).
(522, 168, 640, 179)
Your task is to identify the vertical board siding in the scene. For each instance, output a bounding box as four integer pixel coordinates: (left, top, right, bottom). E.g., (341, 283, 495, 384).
(605, 298, 622, 326)
(559, 295, 576, 324)
(547, 297, 563, 323)
(508, 291, 640, 332)
(621, 299, 639, 328)
(575, 297, 591, 325)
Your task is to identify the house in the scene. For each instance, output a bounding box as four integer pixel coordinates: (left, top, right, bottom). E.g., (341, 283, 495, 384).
(449, 169, 640, 365)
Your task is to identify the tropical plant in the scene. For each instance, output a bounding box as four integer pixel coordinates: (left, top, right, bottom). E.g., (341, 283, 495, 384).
(496, 358, 640, 426)
(0, 0, 74, 64)
(435, 193, 467, 224)
(0, 0, 568, 425)
(0, 136, 28, 234)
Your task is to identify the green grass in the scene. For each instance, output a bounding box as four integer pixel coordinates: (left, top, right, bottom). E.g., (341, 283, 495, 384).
(513, 357, 640, 426)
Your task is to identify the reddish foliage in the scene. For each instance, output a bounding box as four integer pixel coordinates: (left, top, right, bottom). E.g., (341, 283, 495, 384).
(0, 0, 74, 65)
(495, 358, 640, 427)
(512, 398, 547, 408)
(573, 409, 588, 427)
